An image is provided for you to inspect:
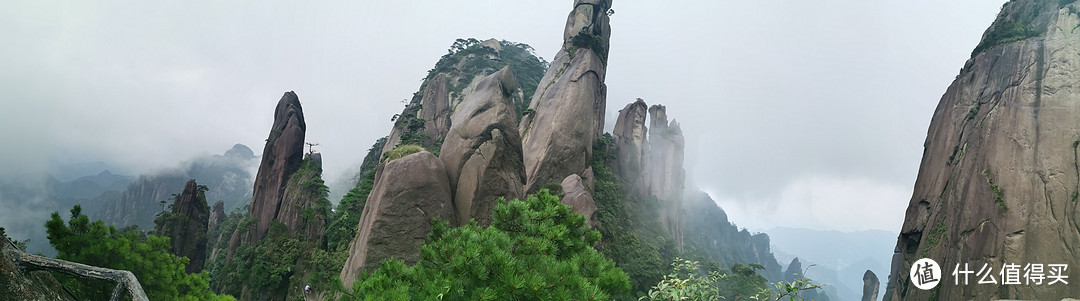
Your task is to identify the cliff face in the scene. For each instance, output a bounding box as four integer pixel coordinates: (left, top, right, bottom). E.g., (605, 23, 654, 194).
(96, 174, 186, 230)
(681, 192, 783, 281)
(155, 179, 210, 274)
(612, 99, 649, 196)
(439, 66, 526, 226)
(885, 1, 1080, 300)
(245, 91, 307, 243)
(518, 0, 612, 194)
(275, 153, 330, 240)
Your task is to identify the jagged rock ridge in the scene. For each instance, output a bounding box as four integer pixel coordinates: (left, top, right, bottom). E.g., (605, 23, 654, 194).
(885, 1, 1080, 300)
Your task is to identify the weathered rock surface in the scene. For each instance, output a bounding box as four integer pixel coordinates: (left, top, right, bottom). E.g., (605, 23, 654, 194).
(275, 152, 329, 240)
(612, 99, 649, 196)
(439, 66, 525, 226)
(95, 173, 186, 230)
(862, 270, 879, 301)
(339, 151, 454, 286)
(885, 1, 1080, 300)
(646, 104, 685, 248)
(560, 173, 596, 226)
(245, 91, 307, 242)
(209, 200, 225, 230)
(518, 0, 612, 194)
(0, 233, 75, 301)
(156, 179, 210, 274)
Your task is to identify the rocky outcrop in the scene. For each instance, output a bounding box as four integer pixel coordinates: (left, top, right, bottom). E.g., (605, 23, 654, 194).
(155, 179, 210, 274)
(245, 91, 307, 242)
(339, 151, 454, 286)
(420, 73, 452, 144)
(682, 192, 784, 281)
(439, 66, 526, 226)
(560, 173, 596, 226)
(885, 1, 1080, 300)
(518, 0, 612, 194)
(646, 104, 685, 248)
(612, 99, 649, 196)
(95, 174, 186, 230)
(209, 200, 225, 230)
(275, 152, 330, 240)
(862, 270, 879, 301)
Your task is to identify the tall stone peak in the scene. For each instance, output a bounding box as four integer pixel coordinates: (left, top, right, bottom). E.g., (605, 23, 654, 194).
(612, 98, 649, 196)
(208, 200, 225, 230)
(155, 179, 210, 274)
(245, 91, 307, 242)
(862, 270, 879, 301)
(885, 1, 1080, 300)
(645, 104, 685, 248)
(518, 0, 613, 194)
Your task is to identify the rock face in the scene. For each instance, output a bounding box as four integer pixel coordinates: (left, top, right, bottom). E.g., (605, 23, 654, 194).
(245, 91, 307, 242)
(682, 192, 784, 281)
(560, 173, 597, 226)
(646, 104, 685, 248)
(612, 99, 649, 196)
(95, 174, 186, 229)
(155, 179, 210, 274)
(275, 152, 329, 240)
(339, 151, 454, 286)
(784, 258, 802, 282)
(885, 1, 1080, 300)
(862, 270, 879, 301)
(0, 233, 75, 301)
(439, 66, 526, 226)
(518, 0, 612, 194)
(209, 200, 225, 230)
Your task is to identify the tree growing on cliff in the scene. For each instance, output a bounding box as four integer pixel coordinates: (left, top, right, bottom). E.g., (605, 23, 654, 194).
(339, 190, 630, 300)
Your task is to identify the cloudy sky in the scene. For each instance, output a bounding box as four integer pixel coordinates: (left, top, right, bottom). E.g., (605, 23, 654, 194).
(0, 0, 1006, 233)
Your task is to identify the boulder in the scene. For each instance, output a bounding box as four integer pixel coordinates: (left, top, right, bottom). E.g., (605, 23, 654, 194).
(439, 66, 525, 226)
(560, 174, 597, 226)
(339, 151, 454, 286)
(885, 1, 1080, 300)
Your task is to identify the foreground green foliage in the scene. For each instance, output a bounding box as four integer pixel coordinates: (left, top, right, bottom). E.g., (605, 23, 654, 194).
(641, 258, 825, 301)
(339, 190, 630, 300)
(640, 258, 725, 301)
(45, 205, 233, 300)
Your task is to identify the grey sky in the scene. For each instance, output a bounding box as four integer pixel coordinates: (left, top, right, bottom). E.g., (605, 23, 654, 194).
(0, 1, 1006, 233)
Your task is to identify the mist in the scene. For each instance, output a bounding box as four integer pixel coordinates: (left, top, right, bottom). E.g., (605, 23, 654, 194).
(0, 0, 1008, 246)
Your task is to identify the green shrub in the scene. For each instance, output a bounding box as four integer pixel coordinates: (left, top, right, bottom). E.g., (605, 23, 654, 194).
(383, 144, 424, 162)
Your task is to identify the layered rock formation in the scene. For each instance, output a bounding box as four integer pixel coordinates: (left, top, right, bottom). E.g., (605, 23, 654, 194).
(439, 66, 526, 226)
(155, 179, 210, 274)
(244, 91, 307, 242)
(339, 151, 454, 286)
(885, 1, 1080, 300)
(646, 104, 685, 248)
(862, 270, 879, 301)
(518, 0, 612, 193)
